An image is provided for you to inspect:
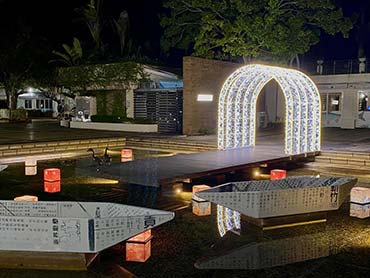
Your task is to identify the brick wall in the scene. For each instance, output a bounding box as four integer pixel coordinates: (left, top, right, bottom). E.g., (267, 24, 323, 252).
(183, 57, 240, 135)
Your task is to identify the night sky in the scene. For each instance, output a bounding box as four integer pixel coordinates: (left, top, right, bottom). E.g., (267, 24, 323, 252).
(0, 0, 369, 67)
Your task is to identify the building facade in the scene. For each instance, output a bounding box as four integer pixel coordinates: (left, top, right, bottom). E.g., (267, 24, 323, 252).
(182, 57, 370, 135)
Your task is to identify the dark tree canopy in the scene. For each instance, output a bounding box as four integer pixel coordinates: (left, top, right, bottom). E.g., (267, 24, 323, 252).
(161, 0, 353, 63)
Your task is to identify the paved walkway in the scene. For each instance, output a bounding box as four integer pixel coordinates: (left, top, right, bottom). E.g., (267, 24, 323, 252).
(3, 122, 370, 152)
(0, 122, 129, 144)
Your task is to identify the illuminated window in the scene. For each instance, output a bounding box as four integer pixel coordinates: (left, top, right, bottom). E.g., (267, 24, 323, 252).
(197, 94, 213, 102)
(328, 93, 341, 112)
(218, 64, 321, 155)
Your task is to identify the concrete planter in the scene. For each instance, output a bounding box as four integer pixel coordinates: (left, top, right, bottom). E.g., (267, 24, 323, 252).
(60, 120, 70, 128)
(70, 121, 158, 133)
(0, 109, 10, 120)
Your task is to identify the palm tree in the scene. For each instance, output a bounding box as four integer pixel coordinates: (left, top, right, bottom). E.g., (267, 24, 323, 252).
(76, 0, 104, 51)
(113, 10, 129, 56)
(51, 37, 83, 66)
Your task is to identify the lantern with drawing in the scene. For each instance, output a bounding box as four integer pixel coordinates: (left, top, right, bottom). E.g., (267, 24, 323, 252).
(270, 169, 287, 180)
(126, 229, 152, 262)
(44, 168, 61, 193)
(25, 158, 37, 176)
(192, 185, 211, 216)
(14, 195, 38, 202)
(121, 149, 133, 162)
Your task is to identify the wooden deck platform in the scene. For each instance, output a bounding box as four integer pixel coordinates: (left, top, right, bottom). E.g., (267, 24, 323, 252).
(77, 145, 316, 187)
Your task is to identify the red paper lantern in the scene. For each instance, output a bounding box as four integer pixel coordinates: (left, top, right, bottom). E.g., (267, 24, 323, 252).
(121, 149, 133, 158)
(44, 168, 61, 193)
(270, 169, 287, 180)
(126, 230, 152, 262)
(126, 240, 151, 262)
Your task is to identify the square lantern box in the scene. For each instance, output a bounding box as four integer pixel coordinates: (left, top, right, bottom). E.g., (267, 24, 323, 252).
(270, 169, 287, 180)
(192, 185, 211, 202)
(121, 149, 133, 162)
(350, 187, 370, 204)
(192, 185, 212, 216)
(14, 195, 38, 202)
(44, 168, 61, 193)
(25, 158, 37, 176)
(350, 203, 370, 219)
(126, 230, 152, 262)
(192, 200, 211, 216)
(121, 158, 133, 163)
(350, 187, 370, 219)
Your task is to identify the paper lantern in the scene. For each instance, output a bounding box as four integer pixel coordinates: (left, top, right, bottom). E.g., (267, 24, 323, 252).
(14, 195, 38, 202)
(350, 203, 370, 219)
(129, 229, 151, 242)
(350, 187, 370, 204)
(25, 158, 37, 176)
(44, 168, 61, 193)
(270, 169, 287, 180)
(121, 149, 133, 162)
(192, 185, 211, 202)
(192, 200, 211, 216)
(350, 187, 370, 219)
(126, 230, 152, 262)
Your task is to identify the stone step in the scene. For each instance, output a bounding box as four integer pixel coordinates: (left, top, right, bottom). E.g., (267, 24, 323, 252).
(315, 156, 370, 167)
(0, 137, 127, 158)
(320, 151, 370, 160)
(304, 162, 370, 183)
(125, 139, 215, 152)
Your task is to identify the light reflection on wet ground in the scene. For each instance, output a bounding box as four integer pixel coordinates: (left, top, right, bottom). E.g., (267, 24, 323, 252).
(0, 154, 370, 277)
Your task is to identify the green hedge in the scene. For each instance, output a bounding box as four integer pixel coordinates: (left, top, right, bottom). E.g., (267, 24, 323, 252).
(91, 115, 155, 124)
(91, 115, 123, 123)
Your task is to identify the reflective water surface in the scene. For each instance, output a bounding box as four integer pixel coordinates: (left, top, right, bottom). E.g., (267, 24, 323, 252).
(0, 151, 370, 277)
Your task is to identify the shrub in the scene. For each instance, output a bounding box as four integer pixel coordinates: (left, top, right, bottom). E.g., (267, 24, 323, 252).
(90, 115, 123, 123)
(27, 110, 54, 118)
(10, 109, 28, 122)
(91, 115, 156, 124)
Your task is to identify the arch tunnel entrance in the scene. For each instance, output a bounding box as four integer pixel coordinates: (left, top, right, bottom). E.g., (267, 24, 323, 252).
(218, 64, 321, 155)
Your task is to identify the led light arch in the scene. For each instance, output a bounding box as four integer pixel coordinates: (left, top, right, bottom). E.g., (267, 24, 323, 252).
(218, 64, 321, 155)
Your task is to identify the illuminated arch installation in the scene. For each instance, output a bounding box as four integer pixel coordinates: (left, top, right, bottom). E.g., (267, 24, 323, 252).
(218, 64, 321, 155)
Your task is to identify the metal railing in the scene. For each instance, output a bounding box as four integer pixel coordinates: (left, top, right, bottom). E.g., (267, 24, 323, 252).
(302, 59, 370, 75)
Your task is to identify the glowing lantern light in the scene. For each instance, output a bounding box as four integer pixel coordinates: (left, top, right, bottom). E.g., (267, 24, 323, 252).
(218, 64, 321, 155)
(121, 149, 133, 162)
(192, 200, 211, 216)
(270, 169, 287, 180)
(350, 187, 370, 219)
(44, 168, 61, 193)
(192, 185, 211, 216)
(25, 158, 37, 176)
(126, 229, 152, 262)
(14, 195, 38, 202)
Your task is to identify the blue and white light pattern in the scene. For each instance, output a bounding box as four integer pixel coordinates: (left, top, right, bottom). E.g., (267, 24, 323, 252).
(218, 64, 321, 155)
(217, 205, 241, 237)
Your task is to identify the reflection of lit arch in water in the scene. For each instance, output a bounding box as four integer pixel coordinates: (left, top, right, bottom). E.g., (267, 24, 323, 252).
(218, 64, 321, 155)
(195, 232, 330, 270)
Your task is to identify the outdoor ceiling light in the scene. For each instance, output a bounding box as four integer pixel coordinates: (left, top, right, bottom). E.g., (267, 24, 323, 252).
(197, 94, 214, 102)
(218, 64, 321, 155)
